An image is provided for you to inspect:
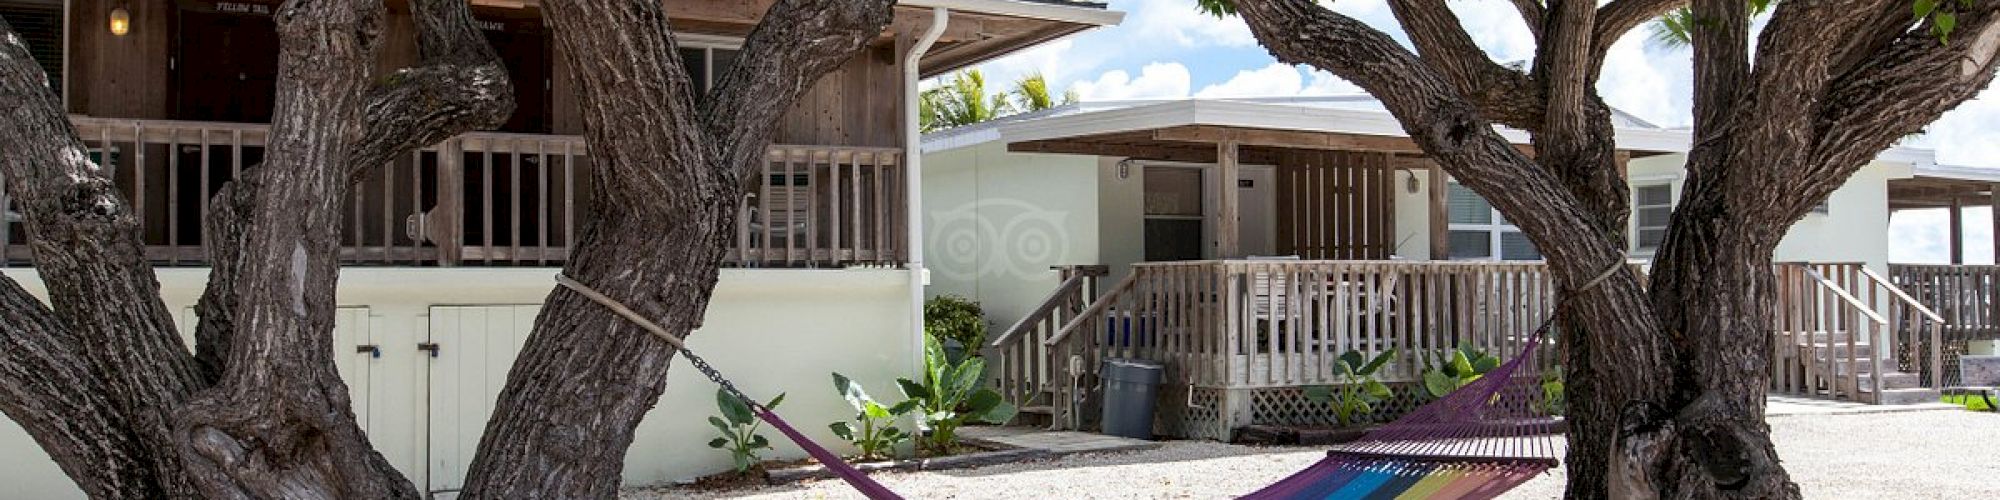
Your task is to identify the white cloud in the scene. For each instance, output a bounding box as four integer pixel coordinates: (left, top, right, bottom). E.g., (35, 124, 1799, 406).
(1303, 70, 1365, 95)
(1891, 207, 1996, 265)
(1121, 0, 1256, 48)
(1071, 62, 1193, 101)
(1195, 63, 1304, 98)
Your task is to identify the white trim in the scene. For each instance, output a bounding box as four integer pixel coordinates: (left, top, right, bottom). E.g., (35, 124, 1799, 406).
(900, 0, 1125, 26)
(676, 34, 744, 50)
(921, 98, 1941, 166)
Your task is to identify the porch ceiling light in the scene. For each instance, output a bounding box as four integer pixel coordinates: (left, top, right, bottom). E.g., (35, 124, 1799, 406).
(109, 7, 131, 36)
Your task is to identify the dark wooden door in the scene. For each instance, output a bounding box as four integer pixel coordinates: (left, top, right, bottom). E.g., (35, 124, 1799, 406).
(484, 26, 549, 133)
(174, 7, 278, 123)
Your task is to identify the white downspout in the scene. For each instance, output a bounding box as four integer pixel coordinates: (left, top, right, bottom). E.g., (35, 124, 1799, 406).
(906, 8, 948, 376)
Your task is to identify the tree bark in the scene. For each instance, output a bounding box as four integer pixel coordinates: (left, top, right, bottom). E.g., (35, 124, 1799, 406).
(456, 0, 892, 497)
(1230, 0, 2000, 499)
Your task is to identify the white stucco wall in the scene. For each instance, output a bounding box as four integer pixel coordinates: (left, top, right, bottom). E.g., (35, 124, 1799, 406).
(1622, 155, 1912, 272)
(922, 141, 1103, 330)
(0, 267, 914, 497)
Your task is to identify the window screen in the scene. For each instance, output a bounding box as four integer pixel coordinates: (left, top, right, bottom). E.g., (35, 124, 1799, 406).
(1632, 184, 1672, 252)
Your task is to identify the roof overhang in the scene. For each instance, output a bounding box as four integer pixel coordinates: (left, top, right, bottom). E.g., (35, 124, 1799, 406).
(1890, 163, 2000, 210)
(903, 1, 1124, 78)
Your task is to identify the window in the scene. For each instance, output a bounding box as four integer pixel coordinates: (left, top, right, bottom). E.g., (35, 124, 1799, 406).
(1632, 184, 1672, 253)
(1144, 167, 1206, 261)
(677, 37, 742, 94)
(1446, 181, 1539, 261)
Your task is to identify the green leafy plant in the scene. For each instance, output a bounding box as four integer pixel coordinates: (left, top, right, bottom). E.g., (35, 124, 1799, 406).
(1304, 349, 1396, 427)
(1535, 366, 1567, 416)
(1421, 346, 1502, 399)
(829, 372, 918, 461)
(898, 336, 1017, 455)
(707, 389, 784, 473)
(924, 295, 988, 362)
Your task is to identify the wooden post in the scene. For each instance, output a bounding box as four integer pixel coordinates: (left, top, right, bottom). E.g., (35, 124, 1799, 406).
(1991, 184, 2000, 265)
(1951, 196, 1965, 265)
(1428, 164, 1448, 260)
(1218, 140, 1241, 259)
(436, 139, 466, 266)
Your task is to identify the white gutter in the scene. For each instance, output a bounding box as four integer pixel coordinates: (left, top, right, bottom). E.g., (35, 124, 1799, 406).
(900, 0, 1124, 26)
(905, 8, 949, 377)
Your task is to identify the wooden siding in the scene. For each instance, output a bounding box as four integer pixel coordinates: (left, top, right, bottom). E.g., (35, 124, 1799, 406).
(1273, 150, 1397, 260)
(63, 0, 909, 146)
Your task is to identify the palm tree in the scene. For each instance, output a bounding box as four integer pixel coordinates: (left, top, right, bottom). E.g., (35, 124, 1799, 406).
(920, 70, 1077, 132)
(920, 70, 1013, 132)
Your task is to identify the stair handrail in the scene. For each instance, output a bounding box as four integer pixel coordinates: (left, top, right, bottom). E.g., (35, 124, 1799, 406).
(989, 265, 1107, 349)
(1044, 272, 1140, 347)
(1858, 266, 1947, 391)
(1801, 267, 1888, 326)
(1856, 266, 1944, 323)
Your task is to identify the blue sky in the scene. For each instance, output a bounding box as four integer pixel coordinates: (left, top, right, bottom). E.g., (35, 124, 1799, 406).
(959, 0, 2000, 264)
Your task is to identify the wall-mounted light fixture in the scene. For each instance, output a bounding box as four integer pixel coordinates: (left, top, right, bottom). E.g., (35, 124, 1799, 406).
(109, 7, 131, 36)
(1402, 169, 1420, 193)
(1117, 158, 1134, 179)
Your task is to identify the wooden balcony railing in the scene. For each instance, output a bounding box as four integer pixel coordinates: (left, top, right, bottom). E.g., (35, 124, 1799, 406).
(0, 117, 905, 268)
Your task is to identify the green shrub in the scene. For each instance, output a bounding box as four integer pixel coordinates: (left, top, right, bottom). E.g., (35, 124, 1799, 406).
(1304, 349, 1396, 427)
(925, 295, 988, 360)
(1421, 346, 1501, 399)
(707, 389, 784, 473)
(898, 336, 1016, 455)
(830, 372, 917, 461)
(1536, 366, 1566, 416)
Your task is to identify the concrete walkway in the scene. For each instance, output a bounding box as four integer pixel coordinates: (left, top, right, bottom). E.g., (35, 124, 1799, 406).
(1765, 395, 1963, 416)
(960, 426, 1161, 455)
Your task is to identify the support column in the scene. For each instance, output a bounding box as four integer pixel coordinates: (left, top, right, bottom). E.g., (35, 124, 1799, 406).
(1991, 184, 1999, 265)
(1951, 196, 1965, 265)
(1217, 140, 1241, 259)
(1429, 164, 1448, 260)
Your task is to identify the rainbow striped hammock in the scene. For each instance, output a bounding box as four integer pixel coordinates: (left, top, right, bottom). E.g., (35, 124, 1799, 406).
(1240, 322, 1564, 500)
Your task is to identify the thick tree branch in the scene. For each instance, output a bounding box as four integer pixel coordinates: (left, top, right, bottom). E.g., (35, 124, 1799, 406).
(0, 15, 206, 498)
(1510, 0, 1545, 42)
(705, 0, 896, 185)
(1593, 0, 1684, 66)
(1810, 5, 2000, 198)
(193, 0, 514, 382)
(0, 275, 171, 498)
(1384, 0, 1546, 131)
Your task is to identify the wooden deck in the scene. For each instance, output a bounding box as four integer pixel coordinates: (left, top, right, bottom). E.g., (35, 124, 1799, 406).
(994, 260, 1953, 439)
(0, 117, 906, 269)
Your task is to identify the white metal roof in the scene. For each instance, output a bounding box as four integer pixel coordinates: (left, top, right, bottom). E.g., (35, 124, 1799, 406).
(902, 0, 1125, 26)
(920, 96, 1940, 168)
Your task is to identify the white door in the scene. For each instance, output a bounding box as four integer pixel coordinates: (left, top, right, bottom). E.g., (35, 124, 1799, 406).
(1238, 166, 1279, 257)
(426, 305, 541, 498)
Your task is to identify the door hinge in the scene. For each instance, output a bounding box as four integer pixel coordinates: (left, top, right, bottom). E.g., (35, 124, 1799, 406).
(355, 344, 381, 358)
(417, 342, 441, 357)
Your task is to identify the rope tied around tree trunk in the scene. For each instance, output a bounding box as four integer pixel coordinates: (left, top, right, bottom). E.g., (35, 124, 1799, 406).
(552, 274, 760, 410)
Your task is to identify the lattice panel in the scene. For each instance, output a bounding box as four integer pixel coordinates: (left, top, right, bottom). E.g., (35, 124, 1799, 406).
(1159, 386, 1229, 441)
(1247, 383, 1428, 428)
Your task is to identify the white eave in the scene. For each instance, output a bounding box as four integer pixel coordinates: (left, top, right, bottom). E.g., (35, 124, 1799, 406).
(901, 0, 1125, 26)
(1914, 162, 2000, 183)
(922, 98, 1939, 169)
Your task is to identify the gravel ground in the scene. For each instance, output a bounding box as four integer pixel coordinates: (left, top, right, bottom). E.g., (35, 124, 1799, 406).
(625, 410, 1999, 499)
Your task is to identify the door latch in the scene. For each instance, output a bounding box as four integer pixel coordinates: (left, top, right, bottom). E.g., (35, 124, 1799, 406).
(355, 344, 381, 358)
(417, 342, 441, 357)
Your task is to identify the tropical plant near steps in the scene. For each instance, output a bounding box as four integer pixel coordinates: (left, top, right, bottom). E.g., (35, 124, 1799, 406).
(898, 336, 1018, 455)
(830, 372, 917, 461)
(1303, 349, 1396, 427)
(0, 0, 895, 497)
(1420, 346, 1502, 399)
(1200, 0, 2000, 497)
(709, 390, 786, 473)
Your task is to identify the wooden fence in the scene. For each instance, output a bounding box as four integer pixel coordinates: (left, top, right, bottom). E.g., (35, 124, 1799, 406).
(1887, 264, 1995, 387)
(1016, 260, 1560, 429)
(0, 117, 904, 268)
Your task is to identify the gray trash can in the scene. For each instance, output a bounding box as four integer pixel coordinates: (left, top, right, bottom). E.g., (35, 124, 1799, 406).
(1099, 358, 1164, 440)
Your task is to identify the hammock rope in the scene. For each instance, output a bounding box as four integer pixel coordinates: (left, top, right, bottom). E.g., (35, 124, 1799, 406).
(554, 274, 904, 500)
(554, 252, 1626, 500)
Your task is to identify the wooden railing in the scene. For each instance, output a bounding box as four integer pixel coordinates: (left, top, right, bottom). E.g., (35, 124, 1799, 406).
(1771, 263, 1944, 402)
(0, 117, 904, 268)
(1887, 263, 1993, 387)
(1034, 260, 1560, 428)
(988, 265, 1109, 419)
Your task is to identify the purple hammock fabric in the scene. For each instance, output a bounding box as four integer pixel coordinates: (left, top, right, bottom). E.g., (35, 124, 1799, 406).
(1239, 324, 1564, 500)
(758, 409, 906, 500)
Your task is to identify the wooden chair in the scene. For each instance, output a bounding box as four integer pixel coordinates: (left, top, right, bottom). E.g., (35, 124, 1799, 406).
(1945, 354, 1999, 412)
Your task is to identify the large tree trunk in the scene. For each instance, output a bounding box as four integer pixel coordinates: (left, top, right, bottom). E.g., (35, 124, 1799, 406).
(1229, 0, 2000, 499)
(458, 0, 893, 496)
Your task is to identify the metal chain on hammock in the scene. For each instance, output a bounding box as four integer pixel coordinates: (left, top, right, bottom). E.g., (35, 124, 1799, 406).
(553, 274, 762, 410)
